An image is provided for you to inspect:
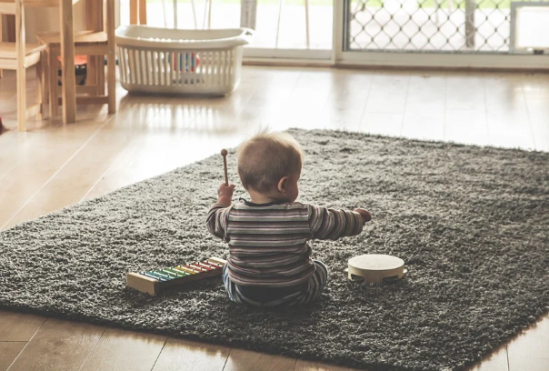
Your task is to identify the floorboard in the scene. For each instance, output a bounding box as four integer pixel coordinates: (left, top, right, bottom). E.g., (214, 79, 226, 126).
(223, 348, 297, 371)
(0, 311, 45, 342)
(6, 319, 104, 371)
(294, 360, 362, 371)
(469, 347, 510, 371)
(507, 316, 549, 371)
(0, 343, 26, 371)
(151, 338, 230, 371)
(78, 328, 166, 371)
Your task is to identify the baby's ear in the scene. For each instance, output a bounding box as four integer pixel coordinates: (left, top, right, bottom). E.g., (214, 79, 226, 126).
(277, 176, 289, 193)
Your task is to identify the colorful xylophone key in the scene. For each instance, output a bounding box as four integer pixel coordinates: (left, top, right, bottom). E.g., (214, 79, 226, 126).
(126, 257, 227, 296)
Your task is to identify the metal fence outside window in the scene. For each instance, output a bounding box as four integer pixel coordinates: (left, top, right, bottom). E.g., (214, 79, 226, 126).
(345, 0, 549, 53)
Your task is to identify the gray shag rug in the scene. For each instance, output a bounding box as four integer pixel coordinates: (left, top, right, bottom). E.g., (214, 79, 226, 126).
(1, 129, 548, 371)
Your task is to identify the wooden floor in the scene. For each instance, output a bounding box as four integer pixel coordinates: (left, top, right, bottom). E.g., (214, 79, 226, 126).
(0, 66, 548, 371)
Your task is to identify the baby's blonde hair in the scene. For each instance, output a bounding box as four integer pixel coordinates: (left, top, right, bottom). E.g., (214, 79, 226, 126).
(237, 131, 303, 193)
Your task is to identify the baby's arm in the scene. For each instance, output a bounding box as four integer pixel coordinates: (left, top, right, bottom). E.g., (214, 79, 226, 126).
(308, 205, 371, 240)
(206, 183, 235, 240)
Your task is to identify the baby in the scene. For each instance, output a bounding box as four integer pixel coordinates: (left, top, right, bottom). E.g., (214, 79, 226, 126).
(206, 131, 371, 308)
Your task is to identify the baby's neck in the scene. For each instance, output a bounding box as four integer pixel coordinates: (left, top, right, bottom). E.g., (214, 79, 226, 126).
(248, 189, 288, 205)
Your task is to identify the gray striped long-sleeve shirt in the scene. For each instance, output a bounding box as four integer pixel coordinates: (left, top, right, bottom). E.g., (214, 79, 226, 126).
(206, 199, 364, 287)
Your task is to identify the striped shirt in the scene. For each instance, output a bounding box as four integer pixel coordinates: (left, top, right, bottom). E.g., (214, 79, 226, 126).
(206, 199, 364, 288)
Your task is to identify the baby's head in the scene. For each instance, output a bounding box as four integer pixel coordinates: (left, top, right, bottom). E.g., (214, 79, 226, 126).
(237, 131, 303, 203)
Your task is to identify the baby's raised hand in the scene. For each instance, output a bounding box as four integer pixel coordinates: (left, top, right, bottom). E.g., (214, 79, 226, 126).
(354, 208, 372, 224)
(217, 183, 236, 206)
(218, 183, 235, 197)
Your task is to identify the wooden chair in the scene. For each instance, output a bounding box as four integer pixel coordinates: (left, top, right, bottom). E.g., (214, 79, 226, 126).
(0, 0, 46, 131)
(36, 0, 116, 117)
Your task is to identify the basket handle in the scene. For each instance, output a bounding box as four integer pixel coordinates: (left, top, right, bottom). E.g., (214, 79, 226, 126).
(240, 27, 255, 45)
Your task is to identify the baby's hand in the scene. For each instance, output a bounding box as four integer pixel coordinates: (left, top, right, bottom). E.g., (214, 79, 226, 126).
(354, 208, 372, 224)
(218, 183, 236, 201)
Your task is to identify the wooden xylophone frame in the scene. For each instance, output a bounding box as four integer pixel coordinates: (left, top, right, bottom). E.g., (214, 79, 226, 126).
(126, 257, 227, 296)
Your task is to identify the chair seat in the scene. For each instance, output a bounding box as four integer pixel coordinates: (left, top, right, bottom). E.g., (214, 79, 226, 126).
(36, 31, 108, 46)
(0, 42, 46, 59)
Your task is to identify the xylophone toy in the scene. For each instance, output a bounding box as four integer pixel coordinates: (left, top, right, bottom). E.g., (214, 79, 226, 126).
(126, 257, 227, 296)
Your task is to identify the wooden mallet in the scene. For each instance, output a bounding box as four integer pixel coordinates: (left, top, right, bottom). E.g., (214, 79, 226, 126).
(221, 149, 229, 185)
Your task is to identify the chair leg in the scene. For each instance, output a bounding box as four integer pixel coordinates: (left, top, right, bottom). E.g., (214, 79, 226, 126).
(37, 51, 49, 120)
(17, 64, 26, 132)
(35, 63, 43, 121)
(41, 50, 49, 111)
(49, 48, 59, 117)
(87, 55, 97, 96)
(107, 52, 116, 114)
(96, 56, 105, 96)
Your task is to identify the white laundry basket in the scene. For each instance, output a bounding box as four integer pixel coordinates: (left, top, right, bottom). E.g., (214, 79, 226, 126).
(115, 26, 253, 96)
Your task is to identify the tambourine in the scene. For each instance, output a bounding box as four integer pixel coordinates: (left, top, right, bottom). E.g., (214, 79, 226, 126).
(346, 254, 407, 284)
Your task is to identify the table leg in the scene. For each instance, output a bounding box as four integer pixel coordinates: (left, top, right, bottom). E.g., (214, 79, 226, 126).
(139, 0, 147, 25)
(86, 0, 101, 96)
(130, 0, 138, 24)
(107, 0, 117, 113)
(97, 56, 105, 95)
(60, 0, 76, 124)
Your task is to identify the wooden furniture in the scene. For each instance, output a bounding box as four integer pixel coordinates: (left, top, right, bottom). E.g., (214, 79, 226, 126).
(129, 0, 147, 25)
(0, 0, 47, 131)
(0, 0, 82, 124)
(36, 0, 116, 117)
